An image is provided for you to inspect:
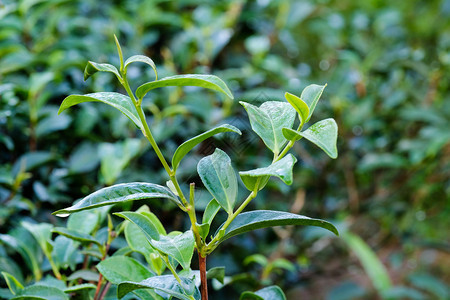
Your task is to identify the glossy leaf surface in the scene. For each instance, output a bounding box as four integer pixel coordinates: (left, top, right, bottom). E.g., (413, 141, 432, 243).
(197, 149, 237, 214)
(240, 285, 286, 300)
(239, 154, 297, 191)
(118, 275, 200, 300)
(124, 55, 157, 79)
(58, 92, 143, 130)
(136, 74, 233, 99)
(115, 211, 161, 241)
(283, 118, 338, 159)
(83, 61, 121, 81)
(285, 92, 309, 125)
(172, 124, 241, 172)
(240, 101, 296, 155)
(151, 231, 195, 270)
(301, 84, 326, 122)
(219, 210, 339, 241)
(53, 183, 179, 216)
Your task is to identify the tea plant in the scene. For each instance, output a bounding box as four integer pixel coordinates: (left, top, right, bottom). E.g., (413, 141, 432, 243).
(2, 36, 339, 300)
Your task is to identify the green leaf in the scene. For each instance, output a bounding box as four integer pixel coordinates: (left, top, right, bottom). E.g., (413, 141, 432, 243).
(67, 210, 99, 235)
(301, 84, 326, 122)
(51, 227, 101, 247)
(240, 285, 286, 300)
(67, 270, 99, 282)
(136, 74, 233, 100)
(283, 118, 338, 159)
(12, 285, 69, 300)
(118, 275, 200, 300)
(63, 284, 96, 293)
(240, 101, 296, 155)
(115, 211, 161, 241)
(21, 222, 53, 255)
(151, 231, 195, 270)
(172, 124, 241, 172)
(58, 92, 143, 131)
(83, 61, 121, 81)
(218, 210, 339, 241)
(207, 267, 225, 284)
(53, 182, 179, 216)
(284, 92, 309, 125)
(202, 199, 221, 225)
(341, 232, 392, 295)
(197, 149, 238, 214)
(97, 256, 153, 285)
(1, 272, 23, 295)
(239, 154, 297, 191)
(197, 223, 211, 242)
(124, 55, 157, 79)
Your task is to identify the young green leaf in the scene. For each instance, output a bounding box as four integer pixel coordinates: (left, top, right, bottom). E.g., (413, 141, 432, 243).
(63, 284, 96, 293)
(172, 124, 241, 172)
(240, 101, 296, 155)
(197, 149, 238, 214)
(97, 256, 153, 285)
(114, 34, 124, 72)
(197, 223, 211, 241)
(58, 92, 143, 130)
(218, 210, 339, 241)
(282, 118, 338, 159)
(239, 154, 297, 191)
(202, 199, 221, 225)
(12, 285, 69, 300)
(285, 92, 309, 126)
(115, 211, 161, 241)
(118, 275, 200, 300)
(240, 285, 287, 300)
(206, 266, 225, 284)
(151, 231, 195, 270)
(53, 182, 179, 216)
(301, 84, 326, 122)
(136, 74, 233, 100)
(51, 227, 101, 247)
(83, 61, 121, 81)
(124, 55, 157, 79)
(1, 272, 23, 295)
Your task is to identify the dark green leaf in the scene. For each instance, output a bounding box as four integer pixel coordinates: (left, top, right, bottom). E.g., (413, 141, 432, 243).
(240, 285, 286, 300)
(207, 267, 225, 284)
(239, 154, 297, 191)
(97, 256, 153, 285)
(12, 285, 68, 300)
(284, 92, 309, 125)
(283, 118, 338, 159)
(151, 231, 195, 270)
(67, 270, 99, 282)
(219, 210, 339, 241)
(58, 92, 143, 130)
(301, 84, 326, 122)
(136, 74, 233, 100)
(83, 61, 121, 81)
(51, 227, 101, 247)
(172, 124, 241, 172)
(53, 182, 179, 216)
(124, 55, 157, 79)
(197, 149, 238, 214)
(118, 275, 200, 300)
(240, 101, 296, 155)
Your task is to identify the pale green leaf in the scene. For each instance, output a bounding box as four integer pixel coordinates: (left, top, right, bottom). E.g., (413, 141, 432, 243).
(97, 256, 153, 285)
(136, 74, 233, 99)
(53, 182, 179, 216)
(172, 124, 241, 172)
(63, 284, 96, 293)
(12, 285, 68, 300)
(239, 154, 297, 191)
(124, 55, 157, 80)
(1, 272, 23, 295)
(118, 275, 200, 300)
(151, 231, 195, 270)
(202, 199, 220, 225)
(282, 118, 338, 159)
(51, 227, 101, 247)
(197, 149, 237, 214)
(301, 84, 326, 122)
(240, 285, 286, 300)
(284, 92, 309, 125)
(84, 61, 121, 81)
(218, 210, 339, 241)
(240, 101, 296, 155)
(58, 92, 143, 130)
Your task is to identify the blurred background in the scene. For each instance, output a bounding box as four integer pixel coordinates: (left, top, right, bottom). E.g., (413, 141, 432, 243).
(0, 0, 449, 299)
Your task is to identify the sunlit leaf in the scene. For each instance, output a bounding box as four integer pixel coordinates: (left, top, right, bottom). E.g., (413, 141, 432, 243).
(83, 61, 121, 81)
(301, 84, 326, 122)
(151, 231, 195, 270)
(97, 256, 153, 285)
(285, 92, 309, 125)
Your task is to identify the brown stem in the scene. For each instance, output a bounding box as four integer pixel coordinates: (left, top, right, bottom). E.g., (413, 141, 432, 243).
(198, 252, 208, 300)
(98, 281, 112, 300)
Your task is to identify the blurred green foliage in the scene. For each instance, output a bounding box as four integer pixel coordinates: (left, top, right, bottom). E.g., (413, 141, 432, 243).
(0, 0, 449, 299)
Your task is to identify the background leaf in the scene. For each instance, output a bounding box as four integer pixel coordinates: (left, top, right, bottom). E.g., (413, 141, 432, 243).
(151, 231, 195, 270)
